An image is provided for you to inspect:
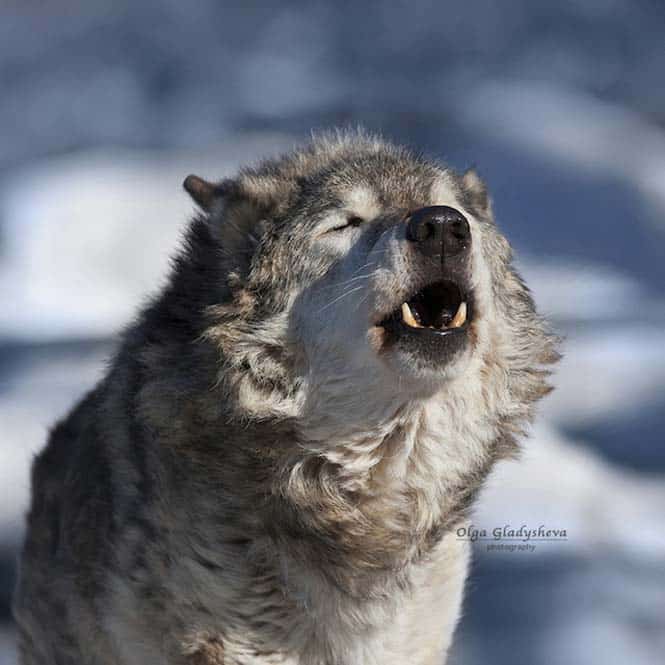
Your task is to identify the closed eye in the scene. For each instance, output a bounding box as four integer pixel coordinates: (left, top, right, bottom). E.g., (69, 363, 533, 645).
(327, 215, 365, 233)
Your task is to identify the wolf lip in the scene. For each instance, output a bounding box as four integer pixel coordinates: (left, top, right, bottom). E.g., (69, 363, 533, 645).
(379, 280, 471, 337)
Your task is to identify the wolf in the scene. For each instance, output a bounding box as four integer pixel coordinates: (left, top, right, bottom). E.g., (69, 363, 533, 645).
(14, 131, 558, 665)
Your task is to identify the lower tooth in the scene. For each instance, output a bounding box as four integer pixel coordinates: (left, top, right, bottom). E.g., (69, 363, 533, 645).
(449, 301, 467, 328)
(401, 302, 421, 328)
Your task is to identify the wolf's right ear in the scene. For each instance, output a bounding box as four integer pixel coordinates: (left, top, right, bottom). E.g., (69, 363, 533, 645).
(183, 174, 229, 211)
(186, 173, 282, 286)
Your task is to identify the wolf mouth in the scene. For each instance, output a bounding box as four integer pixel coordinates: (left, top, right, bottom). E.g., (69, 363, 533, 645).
(378, 279, 472, 339)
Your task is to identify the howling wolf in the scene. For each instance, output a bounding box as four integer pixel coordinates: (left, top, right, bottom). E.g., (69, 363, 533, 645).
(14, 132, 558, 665)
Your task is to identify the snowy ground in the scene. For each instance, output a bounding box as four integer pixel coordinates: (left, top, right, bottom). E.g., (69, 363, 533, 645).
(2, 2, 665, 664)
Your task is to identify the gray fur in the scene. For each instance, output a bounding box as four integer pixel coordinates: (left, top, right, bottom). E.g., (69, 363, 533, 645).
(14, 131, 558, 665)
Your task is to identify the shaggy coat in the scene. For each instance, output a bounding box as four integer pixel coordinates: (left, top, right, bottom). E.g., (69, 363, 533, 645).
(14, 132, 558, 665)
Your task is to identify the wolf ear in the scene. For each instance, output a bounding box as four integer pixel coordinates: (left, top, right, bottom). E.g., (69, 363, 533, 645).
(183, 174, 229, 211)
(183, 172, 284, 284)
(462, 168, 492, 218)
(195, 174, 281, 285)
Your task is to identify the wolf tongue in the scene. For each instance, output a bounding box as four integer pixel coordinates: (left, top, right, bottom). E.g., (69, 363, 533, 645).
(434, 311, 452, 328)
(434, 302, 467, 329)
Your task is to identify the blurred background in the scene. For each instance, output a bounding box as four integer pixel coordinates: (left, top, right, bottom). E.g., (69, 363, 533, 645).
(1, 1, 664, 663)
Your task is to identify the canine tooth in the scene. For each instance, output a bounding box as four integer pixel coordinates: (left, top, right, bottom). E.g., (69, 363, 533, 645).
(401, 302, 421, 328)
(449, 301, 467, 328)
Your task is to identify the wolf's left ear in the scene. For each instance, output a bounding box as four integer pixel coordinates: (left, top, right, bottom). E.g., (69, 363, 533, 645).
(461, 168, 492, 218)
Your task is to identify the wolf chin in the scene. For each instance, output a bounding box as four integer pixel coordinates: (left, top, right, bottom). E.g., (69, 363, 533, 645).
(14, 131, 558, 665)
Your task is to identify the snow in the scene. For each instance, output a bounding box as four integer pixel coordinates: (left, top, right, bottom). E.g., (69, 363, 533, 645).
(476, 423, 665, 561)
(0, 342, 111, 544)
(0, 136, 293, 341)
(459, 79, 665, 227)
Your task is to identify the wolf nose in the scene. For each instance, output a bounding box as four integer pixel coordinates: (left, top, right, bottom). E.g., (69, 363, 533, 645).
(405, 206, 470, 258)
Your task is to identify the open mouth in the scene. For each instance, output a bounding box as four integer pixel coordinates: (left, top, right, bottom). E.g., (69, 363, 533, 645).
(379, 280, 471, 336)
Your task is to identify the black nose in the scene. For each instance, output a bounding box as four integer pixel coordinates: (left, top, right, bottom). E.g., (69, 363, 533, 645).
(406, 206, 470, 259)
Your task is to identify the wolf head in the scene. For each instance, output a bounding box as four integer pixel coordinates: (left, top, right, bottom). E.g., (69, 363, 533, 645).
(189, 133, 557, 455)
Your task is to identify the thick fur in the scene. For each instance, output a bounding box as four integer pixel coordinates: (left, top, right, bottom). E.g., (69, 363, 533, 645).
(14, 132, 558, 665)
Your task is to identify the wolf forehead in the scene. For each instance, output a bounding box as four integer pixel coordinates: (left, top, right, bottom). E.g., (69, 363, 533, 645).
(183, 133, 490, 224)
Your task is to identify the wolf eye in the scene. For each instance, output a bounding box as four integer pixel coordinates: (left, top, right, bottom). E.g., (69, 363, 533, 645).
(327, 215, 365, 233)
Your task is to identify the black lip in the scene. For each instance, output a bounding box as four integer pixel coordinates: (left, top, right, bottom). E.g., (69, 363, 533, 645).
(383, 317, 469, 337)
(381, 311, 471, 365)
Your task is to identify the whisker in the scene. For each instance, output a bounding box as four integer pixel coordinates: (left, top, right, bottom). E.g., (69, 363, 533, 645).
(355, 292, 372, 313)
(316, 272, 377, 294)
(317, 285, 366, 314)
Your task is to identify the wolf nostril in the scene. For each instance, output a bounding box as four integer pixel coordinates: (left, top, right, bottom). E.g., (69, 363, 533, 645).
(447, 217, 471, 250)
(406, 215, 424, 243)
(419, 221, 436, 243)
(406, 215, 440, 244)
(450, 218, 469, 240)
(442, 214, 470, 256)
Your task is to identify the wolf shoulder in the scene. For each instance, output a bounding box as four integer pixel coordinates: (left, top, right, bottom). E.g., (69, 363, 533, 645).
(13, 384, 122, 663)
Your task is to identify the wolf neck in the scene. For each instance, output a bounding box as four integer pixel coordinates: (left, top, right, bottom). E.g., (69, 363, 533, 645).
(130, 252, 498, 598)
(271, 393, 495, 600)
